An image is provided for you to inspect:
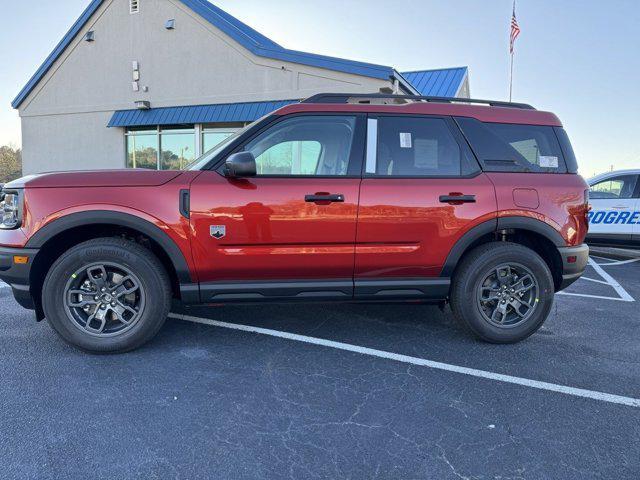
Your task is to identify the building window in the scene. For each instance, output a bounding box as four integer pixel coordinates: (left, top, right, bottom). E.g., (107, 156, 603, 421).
(126, 128, 158, 170)
(130, 0, 139, 14)
(202, 124, 242, 153)
(160, 127, 196, 170)
(125, 124, 246, 169)
(126, 126, 196, 170)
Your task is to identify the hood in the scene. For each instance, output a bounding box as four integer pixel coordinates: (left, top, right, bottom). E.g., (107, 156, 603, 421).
(4, 170, 184, 189)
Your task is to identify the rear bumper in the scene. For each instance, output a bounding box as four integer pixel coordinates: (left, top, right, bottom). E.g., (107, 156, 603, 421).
(557, 244, 589, 291)
(0, 246, 39, 310)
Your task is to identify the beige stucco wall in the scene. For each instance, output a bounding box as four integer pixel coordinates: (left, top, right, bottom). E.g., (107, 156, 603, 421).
(19, 0, 391, 173)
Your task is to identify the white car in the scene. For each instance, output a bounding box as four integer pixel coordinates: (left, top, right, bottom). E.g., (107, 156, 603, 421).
(587, 169, 640, 248)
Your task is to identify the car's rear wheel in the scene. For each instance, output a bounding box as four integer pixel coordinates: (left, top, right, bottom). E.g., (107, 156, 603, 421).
(450, 242, 555, 343)
(42, 238, 171, 353)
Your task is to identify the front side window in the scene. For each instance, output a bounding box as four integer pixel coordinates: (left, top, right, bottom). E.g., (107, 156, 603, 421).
(456, 117, 567, 173)
(374, 116, 471, 177)
(590, 175, 639, 200)
(243, 116, 357, 176)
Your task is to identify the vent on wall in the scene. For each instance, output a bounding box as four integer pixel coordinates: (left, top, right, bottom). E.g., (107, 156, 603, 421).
(130, 0, 139, 14)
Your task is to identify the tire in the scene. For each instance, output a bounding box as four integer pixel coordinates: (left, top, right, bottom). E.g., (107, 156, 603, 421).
(42, 237, 171, 353)
(450, 242, 555, 344)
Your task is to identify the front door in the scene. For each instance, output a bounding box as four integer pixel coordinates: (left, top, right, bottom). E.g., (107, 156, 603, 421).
(589, 173, 639, 244)
(189, 114, 366, 301)
(355, 115, 497, 297)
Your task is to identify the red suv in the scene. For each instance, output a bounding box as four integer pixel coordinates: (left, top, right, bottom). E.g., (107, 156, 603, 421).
(0, 94, 589, 353)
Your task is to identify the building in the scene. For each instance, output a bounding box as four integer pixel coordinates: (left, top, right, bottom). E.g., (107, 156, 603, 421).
(12, 0, 470, 174)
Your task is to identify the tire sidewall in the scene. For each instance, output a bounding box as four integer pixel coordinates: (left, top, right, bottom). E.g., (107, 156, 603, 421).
(43, 241, 169, 353)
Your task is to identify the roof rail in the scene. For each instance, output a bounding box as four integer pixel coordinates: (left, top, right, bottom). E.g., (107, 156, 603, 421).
(302, 93, 535, 110)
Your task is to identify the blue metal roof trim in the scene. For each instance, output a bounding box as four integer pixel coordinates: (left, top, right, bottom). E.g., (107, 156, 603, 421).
(182, 0, 394, 79)
(401, 67, 468, 97)
(13, 0, 394, 108)
(107, 100, 298, 128)
(182, 0, 282, 50)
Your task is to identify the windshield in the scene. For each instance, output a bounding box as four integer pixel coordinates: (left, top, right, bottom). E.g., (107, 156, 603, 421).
(186, 119, 259, 171)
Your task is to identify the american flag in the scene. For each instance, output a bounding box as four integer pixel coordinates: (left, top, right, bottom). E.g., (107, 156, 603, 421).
(510, 3, 521, 54)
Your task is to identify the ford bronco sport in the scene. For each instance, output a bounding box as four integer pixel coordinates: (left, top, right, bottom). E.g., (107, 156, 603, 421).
(0, 93, 590, 353)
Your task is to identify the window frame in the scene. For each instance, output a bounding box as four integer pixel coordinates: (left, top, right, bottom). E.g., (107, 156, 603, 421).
(364, 113, 482, 179)
(214, 112, 367, 179)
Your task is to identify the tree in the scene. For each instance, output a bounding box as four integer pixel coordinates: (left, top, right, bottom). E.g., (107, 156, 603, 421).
(0, 146, 23, 184)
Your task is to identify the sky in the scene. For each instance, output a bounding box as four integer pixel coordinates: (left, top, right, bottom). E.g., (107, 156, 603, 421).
(0, 0, 638, 176)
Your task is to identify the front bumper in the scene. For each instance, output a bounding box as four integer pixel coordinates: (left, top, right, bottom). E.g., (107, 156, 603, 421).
(557, 244, 589, 291)
(0, 246, 39, 310)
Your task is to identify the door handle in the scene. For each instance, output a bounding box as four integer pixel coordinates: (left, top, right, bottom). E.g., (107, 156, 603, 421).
(439, 194, 476, 204)
(305, 194, 345, 203)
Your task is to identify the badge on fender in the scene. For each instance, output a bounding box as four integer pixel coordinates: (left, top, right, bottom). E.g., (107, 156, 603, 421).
(210, 225, 226, 239)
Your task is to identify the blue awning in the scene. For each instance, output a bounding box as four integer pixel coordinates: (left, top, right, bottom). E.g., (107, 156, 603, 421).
(401, 67, 468, 97)
(108, 99, 298, 128)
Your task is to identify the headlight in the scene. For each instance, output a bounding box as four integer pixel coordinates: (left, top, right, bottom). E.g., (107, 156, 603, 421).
(0, 190, 22, 229)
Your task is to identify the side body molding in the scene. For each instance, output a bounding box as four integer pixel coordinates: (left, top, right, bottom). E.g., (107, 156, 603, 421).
(25, 211, 193, 284)
(440, 216, 566, 277)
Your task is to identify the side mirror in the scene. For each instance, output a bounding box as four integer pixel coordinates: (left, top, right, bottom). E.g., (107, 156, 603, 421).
(224, 152, 257, 178)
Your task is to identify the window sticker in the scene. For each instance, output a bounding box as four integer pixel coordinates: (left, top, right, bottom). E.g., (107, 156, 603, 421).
(539, 156, 559, 168)
(414, 139, 439, 169)
(399, 132, 412, 149)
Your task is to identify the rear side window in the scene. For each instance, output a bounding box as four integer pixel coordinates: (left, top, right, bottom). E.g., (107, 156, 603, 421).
(455, 117, 568, 173)
(374, 116, 479, 177)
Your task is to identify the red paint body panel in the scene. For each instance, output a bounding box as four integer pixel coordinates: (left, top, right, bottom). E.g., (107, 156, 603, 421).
(488, 173, 590, 246)
(355, 175, 497, 278)
(276, 103, 563, 127)
(11, 170, 182, 189)
(189, 171, 360, 281)
(4, 171, 201, 281)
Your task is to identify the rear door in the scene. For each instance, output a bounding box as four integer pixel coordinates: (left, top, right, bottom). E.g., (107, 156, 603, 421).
(354, 115, 497, 298)
(588, 174, 639, 244)
(189, 114, 366, 301)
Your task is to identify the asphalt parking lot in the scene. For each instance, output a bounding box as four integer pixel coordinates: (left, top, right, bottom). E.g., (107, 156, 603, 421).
(1, 254, 639, 479)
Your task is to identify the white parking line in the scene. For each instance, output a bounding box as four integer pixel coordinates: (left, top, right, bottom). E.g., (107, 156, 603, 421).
(169, 312, 640, 409)
(597, 258, 640, 267)
(558, 258, 635, 302)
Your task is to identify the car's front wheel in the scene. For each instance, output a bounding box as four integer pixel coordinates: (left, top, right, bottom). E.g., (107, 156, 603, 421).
(42, 238, 171, 353)
(450, 242, 555, 343)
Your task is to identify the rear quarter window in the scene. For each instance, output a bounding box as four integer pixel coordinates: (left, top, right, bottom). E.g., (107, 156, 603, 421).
(455, 117, 569, 173)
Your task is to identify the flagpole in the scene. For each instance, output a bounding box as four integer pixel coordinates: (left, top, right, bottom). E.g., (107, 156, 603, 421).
(509, 0, 516, 102)
(509, 49, 514, 102)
